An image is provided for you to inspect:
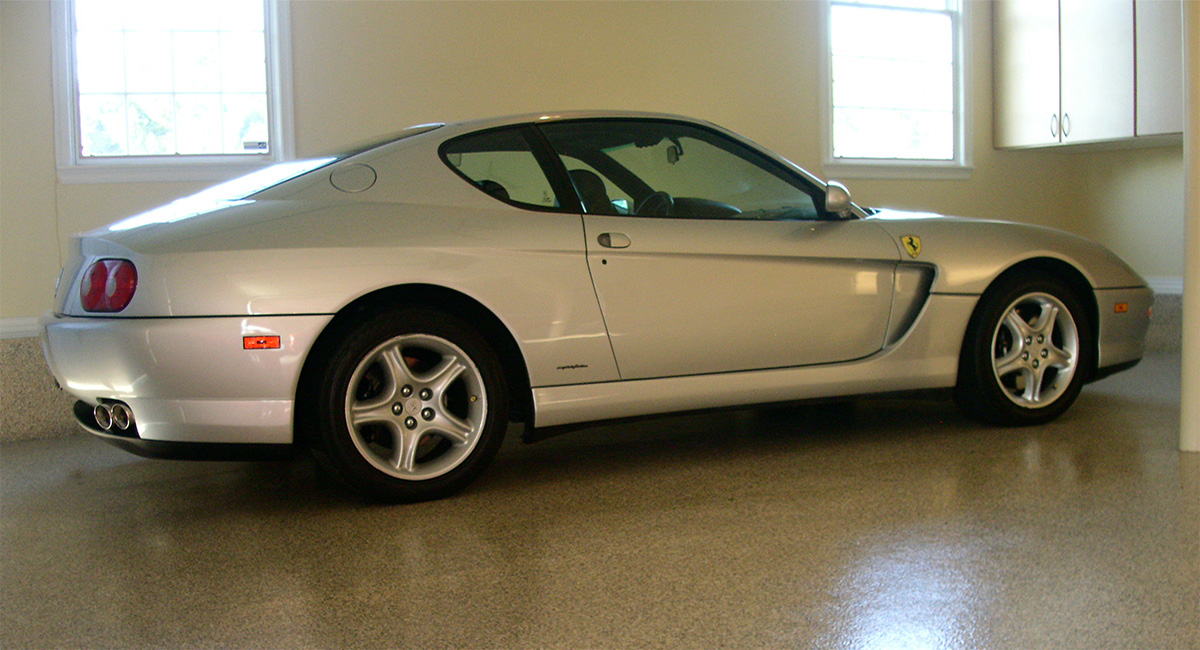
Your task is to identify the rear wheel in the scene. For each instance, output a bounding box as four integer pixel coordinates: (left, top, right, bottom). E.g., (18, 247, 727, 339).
(309, 307, 508, 502)
(956, 275, 1092, 425)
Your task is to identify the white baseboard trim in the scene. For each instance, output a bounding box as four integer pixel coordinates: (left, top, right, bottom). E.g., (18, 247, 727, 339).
(0, 318, 41, 340)
(1146, 276, 1184, 295)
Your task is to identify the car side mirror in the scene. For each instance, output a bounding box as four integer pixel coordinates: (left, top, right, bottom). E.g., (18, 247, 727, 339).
(825, 181, 853, 218)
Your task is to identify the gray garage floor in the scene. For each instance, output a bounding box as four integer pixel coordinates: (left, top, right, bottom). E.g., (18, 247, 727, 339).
(2, 354, 1196, 650)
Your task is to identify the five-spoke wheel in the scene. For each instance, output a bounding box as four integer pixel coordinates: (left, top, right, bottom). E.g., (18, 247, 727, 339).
(346, 334, 487, 481)
(990, 292, 1080, 408)
(308, 307, 508, 502)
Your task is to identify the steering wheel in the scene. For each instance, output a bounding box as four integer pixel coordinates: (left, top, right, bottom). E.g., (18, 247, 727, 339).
(635, 191, 674, 217)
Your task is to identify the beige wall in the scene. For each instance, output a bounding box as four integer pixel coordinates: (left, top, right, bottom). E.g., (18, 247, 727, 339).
(0, 0, 1186, 321)
(1074, 144, 1186, 282)
(2, 0, 61, 320)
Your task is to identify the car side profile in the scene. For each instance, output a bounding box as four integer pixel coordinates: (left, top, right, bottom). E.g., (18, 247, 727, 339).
(40, 111, 1153, 501)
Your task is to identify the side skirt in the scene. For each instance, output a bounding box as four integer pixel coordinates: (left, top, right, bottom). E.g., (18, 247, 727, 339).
(531, 294, 979, 429)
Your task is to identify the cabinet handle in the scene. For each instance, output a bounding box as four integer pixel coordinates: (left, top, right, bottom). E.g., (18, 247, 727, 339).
(1051, 114, 1059, 138)
(1062, 113, 1071, 138)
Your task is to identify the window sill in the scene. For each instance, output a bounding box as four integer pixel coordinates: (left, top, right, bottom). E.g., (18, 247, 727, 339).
(823, 160, 973, 181)
(56, 160, 280, 185)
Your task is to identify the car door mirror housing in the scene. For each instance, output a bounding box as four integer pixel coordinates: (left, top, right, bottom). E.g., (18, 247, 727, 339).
(825, 181, 853, 218)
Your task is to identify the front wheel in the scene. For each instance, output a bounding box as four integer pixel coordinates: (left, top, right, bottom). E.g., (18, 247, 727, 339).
(955, 275, 1093, 426)
(308, 307, 509, 502)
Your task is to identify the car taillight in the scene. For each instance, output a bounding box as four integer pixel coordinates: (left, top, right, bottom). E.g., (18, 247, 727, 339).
(80, 259, 138, 313)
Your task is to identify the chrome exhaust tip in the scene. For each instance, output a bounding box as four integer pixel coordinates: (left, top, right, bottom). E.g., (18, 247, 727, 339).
(111, 403, 133, 431)
(94, 403, 113, 431)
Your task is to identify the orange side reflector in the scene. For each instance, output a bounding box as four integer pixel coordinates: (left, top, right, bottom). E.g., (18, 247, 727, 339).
(243, 335, 281, 350)
(1114, 303, 1129, 314)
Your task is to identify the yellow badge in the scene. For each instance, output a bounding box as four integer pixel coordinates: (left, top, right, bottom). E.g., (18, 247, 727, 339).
(902, 235, 922, 259)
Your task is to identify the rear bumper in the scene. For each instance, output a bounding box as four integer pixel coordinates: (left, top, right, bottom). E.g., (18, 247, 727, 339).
(74, 401, 294, 460)
(41, 312, 332, 445)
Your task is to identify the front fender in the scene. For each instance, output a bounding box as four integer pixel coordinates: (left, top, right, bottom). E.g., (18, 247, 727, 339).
(866, 211, 1148, 294)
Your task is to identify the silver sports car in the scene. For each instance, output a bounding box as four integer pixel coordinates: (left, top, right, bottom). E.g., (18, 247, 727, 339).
(41, 111, 1152, 501)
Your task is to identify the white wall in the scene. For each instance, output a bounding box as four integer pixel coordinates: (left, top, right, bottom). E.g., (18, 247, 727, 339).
(0, 0, 1185, 322)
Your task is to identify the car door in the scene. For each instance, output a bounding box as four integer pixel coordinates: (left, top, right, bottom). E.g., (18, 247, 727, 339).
(539, 119, 901, 381)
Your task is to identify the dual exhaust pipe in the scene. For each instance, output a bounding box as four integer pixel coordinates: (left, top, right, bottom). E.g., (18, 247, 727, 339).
(94, 402, 134, 432)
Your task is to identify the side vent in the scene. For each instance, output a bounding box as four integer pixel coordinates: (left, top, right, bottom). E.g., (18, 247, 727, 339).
(885, 264, 936, 346)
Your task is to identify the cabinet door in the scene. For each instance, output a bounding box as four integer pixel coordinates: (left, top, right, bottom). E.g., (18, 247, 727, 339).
(993, 0, 1061, 148)
(1136, 0, 1183, 136)
(1059, 0, 1135, 143)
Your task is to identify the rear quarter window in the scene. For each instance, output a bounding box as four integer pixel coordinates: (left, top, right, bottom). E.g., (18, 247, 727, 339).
(441, 128, 559, 209)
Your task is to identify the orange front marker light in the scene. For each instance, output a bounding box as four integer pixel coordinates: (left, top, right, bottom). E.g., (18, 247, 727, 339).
(243, 335, 281, 350)
(1114, 303, 1129, 314)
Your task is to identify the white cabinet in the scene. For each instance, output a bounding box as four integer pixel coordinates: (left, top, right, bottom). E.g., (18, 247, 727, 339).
(994, 0, 1061, 147)
(994, 0, 1181, 149)
(1136, 0, 1184, 136)
(1059, 0, 1135, 143)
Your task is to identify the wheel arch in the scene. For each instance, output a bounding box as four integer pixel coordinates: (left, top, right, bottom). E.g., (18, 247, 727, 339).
(295, 283, 532, 445)
(964, 257, 1099, 380)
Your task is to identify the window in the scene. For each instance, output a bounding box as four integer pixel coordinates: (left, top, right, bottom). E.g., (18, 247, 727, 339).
(540, 120, 825, 220)
(52, 0, 293, 183)
(441, 128, 561, 210)
(825, 0, 968, 177)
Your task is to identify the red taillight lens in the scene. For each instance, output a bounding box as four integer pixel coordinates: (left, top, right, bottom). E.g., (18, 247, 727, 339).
(80, 259, 138, 312)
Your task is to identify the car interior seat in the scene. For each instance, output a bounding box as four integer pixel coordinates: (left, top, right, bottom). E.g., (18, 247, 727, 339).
(568, 169, 619, 215)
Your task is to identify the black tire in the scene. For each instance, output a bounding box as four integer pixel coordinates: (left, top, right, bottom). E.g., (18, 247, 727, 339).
(955, 274, 1093, 426)
(307, 306, 509, 502)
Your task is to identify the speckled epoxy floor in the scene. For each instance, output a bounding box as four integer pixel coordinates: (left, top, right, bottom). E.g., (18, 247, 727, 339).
(2, 354, 1197, 650)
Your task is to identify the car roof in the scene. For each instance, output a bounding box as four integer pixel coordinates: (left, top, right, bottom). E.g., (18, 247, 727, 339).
(439, 110, 718, 134)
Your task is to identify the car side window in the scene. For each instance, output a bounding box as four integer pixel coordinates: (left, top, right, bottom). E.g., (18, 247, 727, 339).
(539, 120, 824, 220)
(559, 156, 634, 215)
(441, 128, 560, 209)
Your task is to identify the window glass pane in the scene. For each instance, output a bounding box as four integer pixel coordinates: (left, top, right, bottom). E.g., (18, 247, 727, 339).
(173, 32, 222, 93)
(121, 0, 175, 31)
(830, 1, 959, 162)
(542, 121, 821, 220)
(127, 94, 175, 155)
(834, 0, 950, 11)
(72, 0, 271, 159)
(215, 0, 265, 32)
(834, 59, 953, 112)
(221, 33, 267, 93)
(74, 0, 124, 31)
(164, 2, 221, 31)
(124, 32, 173, 93)
(832, 6, 952, 62)
(222, 93, 269, 153)
(834, 108, 953, 160)
(442, 129, 559, 209)
(75, 31, 125, 94)
(79, 94, 128, 156)
(175, 95, 224, 154)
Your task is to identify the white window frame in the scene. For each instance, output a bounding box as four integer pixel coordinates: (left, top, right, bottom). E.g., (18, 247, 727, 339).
(820, 0, 972, 180)
(51, 0, 295, 184)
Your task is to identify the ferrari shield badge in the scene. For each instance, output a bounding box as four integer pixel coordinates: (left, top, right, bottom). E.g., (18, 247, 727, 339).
(902, 235, 922, 259)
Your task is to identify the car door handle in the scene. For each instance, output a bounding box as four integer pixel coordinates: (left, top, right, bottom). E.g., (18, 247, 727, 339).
(597, 233, 631, 249)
